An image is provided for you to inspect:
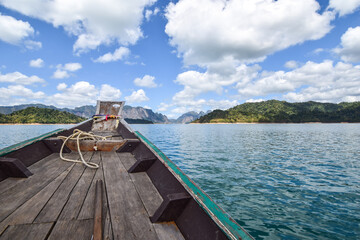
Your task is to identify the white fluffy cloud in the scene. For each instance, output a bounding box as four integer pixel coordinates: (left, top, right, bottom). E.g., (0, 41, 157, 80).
(49, 81, 122, 107)
(134, 75, 157, 88)
(0, 13, 35, 45)
(0, 0, 156, 54)
(125, 89, 149, 103)
(99, 84, 122, 100)
(29, 58, 44, 68)
(0, 71, 45, 85)
(52, 62, 82, 79)
(0, 85, 45, 105)
(334, 26, 360, 63)
(165, 0, 334, 66)
(238, 60, 360, 103)
(145, 7, 159, 21)
(328, 0, 360, 16)
(94, 47, 130, 63)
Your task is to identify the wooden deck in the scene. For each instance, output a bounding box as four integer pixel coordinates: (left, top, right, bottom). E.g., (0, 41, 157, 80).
(0, 151, 185, 240)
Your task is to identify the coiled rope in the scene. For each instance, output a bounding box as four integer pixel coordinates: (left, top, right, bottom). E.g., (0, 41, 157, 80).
(58, 129, 111, 169)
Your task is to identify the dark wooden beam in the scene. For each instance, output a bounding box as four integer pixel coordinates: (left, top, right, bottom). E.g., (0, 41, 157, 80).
(116, 139, 140, 152)
(0, 157, 33, 178)
(42, 138, 71, 153)
(128, 157, 157, 173)
(93, 180, 103, 240)
(150, 192, 191, 223)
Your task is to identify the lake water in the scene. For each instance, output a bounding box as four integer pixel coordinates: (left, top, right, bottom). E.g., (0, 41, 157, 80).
(1, 123, 359, 239)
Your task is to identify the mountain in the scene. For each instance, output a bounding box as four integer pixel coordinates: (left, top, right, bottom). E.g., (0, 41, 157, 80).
(122, 106, 170, 123)
(0, 104, 170, 123)
(0, 107, 86, 124)
(175, 111, 210, 124)
(194, 100, 360, 123)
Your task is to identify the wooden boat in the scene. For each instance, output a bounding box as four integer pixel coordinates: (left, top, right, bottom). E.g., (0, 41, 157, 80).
(0, 101, 253, 240)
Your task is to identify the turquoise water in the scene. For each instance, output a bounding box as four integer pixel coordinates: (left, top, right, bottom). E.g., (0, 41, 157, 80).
(0, 123, 359, 239)
(131, 124, 360, 240)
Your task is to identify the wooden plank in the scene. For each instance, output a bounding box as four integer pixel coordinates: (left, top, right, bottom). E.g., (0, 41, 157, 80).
(103, 206, 113, 240)
(0, 153, 62, 194)
(34, 153, 92, 223)
(47, 219, 93, 240)
(118, 152, 136, 170)
(153, 223, 185, 240)
(0, 154, 75, 223)
(58, 153, 100, 221)
(127, 172, 163, 216)
(102, 151, 159, 240)
(77, 153, 106, 220)
(0, 165, 72, 234)
(0, 222, 53, 240)
(93, 180, 103, 240)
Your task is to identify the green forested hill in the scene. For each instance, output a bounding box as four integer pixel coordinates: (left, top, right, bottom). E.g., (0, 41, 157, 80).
(194, 100, 360, 123)
(0, 107, 86, 124)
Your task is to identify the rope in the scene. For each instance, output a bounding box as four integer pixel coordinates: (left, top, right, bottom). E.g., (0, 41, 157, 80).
(58, 129, 111, 169)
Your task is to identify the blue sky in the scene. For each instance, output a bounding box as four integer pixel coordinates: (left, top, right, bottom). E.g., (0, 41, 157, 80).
(0, 0, 359, 118)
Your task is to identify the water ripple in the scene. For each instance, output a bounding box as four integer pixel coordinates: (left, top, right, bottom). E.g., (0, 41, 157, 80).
(132, 124, 360, 239)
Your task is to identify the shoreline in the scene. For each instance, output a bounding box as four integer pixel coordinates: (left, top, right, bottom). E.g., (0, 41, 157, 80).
(190, 122, 360, 124)
(0, 123, 76, 125)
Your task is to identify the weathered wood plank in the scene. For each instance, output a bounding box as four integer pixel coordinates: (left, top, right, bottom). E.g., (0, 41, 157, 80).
(47, 219, 93, 240)
(58, 153, 100, 221)
(0, 154, 75, 223)
(0, 222, 53, 240)
(34, 153, 92, 223)
(153, 223, 185, 240)
(0, 165, 72, 234)
(77, 152, 106, 220)
(103, 206, 113, 240)
(127, 172, 163, 217)
(117, 152, 136, 170)
(93, 180, 103, 240)
(102, 151, 159, 240)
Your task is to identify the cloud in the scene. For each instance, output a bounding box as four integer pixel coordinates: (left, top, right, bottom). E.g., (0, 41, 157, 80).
(284, 60, 298, 69)
(0, 13, 36, 45)
(94, 47, 130, 63)
(24, 40, 42, 50)
(125, 89, 149, 103)
(134, 75, 157, 88)
(52, 62, 82, 79)
(145, 7, 160, 21)
(173, 63, 260, 103)
(29, 58, 44, 68)
(49, 81, 98, 107)
(334, 26, 360, 62)
(237, 60, 360, 103)
(99, 84, 122, 100)
(48, 81, 122, 107)
(52, 69, 69, 79)
(165, 0, 334, 66)
(63, 63, 82, 71)
(0, 0, 156, 54)
(0, 71, 45, 85)
(328, 0, 360, 16)
(56, 83, 67, 91)
(0, 85, 45, 105)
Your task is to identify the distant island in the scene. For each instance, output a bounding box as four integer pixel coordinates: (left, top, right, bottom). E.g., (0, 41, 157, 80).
(0, 107, 86, 124)
(193, 100, 360, 123)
